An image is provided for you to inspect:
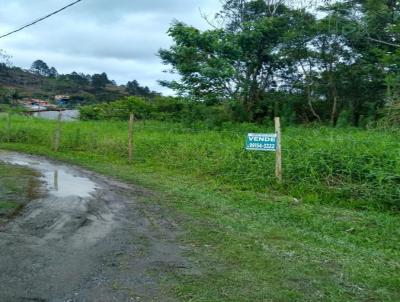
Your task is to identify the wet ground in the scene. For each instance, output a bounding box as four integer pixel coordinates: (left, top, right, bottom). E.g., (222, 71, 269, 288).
(0, 151, 191, 302)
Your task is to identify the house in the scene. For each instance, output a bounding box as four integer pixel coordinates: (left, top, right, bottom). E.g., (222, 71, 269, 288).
(31, 99, 49, 106)
(21, 99, 50, 111)
(55, 95, 70, 107)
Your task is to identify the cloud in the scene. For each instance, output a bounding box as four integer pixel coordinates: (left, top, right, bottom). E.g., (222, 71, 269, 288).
(0, 0, 221, 94)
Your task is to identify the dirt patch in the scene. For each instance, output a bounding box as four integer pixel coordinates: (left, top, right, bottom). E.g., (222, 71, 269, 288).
(0, 151, 193, 302)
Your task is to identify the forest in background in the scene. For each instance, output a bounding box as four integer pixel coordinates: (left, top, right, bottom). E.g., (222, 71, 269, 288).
(0, 56, 160, 107)
(158, 0, 400, 127)
(1, 0, 400, 128)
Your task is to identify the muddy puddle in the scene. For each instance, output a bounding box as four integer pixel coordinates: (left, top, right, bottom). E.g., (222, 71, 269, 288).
(0, 151, 116, 248)
(0, 151, 98, 199)
(0, 151, 107, 244)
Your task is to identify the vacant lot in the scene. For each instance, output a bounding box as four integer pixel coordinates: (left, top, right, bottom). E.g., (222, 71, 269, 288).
(0, 115, 399, 301)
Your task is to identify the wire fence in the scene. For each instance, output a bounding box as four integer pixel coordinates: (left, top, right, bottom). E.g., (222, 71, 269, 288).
(1, 112, 399, 210)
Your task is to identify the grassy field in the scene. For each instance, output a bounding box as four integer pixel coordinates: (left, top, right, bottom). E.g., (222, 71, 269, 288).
(0, 115, 399, 301)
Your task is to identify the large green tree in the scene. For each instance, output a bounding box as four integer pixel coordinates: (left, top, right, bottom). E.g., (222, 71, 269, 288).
(160, 0, 400, 125)
(160, 1, 305, 121)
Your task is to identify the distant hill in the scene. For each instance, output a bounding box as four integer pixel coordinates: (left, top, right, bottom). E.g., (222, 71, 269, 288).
(0, 60, 160, 108)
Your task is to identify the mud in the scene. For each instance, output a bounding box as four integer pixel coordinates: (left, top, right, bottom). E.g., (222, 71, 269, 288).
(0, 151, 191, 302)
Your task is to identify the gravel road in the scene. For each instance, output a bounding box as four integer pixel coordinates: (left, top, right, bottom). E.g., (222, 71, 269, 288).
(0, 151, 191, 302)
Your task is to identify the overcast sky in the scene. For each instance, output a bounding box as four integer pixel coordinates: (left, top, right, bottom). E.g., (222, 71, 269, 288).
(0, 0, 222, 94)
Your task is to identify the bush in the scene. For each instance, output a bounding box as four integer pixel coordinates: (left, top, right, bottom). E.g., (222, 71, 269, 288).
(79, 96, 235, 126)
(79, 96, 154, 120)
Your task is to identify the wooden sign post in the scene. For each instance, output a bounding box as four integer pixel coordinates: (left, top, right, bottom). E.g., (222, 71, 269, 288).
(274, 117, 282, 183)
(245, 117, 283, 183)
(6, 112, 11, 142)
(53, 110, 62, 151)
(128, 113, 134, 164)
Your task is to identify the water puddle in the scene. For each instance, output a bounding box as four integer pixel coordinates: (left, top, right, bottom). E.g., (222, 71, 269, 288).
(0, 151, 98, 198)
(0, 151, 121, 264)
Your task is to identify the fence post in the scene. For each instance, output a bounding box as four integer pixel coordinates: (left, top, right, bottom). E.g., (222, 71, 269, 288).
(6, 112, 11, 142)
(128, 113, 134, 164)
(275, 117, 282, 182)
(53, 110, 62, 151)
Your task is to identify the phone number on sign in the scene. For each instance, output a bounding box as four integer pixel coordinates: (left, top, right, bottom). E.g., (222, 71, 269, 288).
(247, 143, 276, 150)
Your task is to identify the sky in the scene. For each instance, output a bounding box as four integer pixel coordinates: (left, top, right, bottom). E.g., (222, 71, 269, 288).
(0, 0, 222, 94)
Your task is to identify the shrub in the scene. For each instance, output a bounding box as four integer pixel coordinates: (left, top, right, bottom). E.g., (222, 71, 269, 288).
(79, 96, 154, 120)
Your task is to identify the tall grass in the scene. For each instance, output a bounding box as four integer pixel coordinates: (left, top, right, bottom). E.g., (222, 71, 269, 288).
(1, 115, 399, 211)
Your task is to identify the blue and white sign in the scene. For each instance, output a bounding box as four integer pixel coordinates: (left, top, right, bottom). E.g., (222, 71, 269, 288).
(245, 133, 277, 152)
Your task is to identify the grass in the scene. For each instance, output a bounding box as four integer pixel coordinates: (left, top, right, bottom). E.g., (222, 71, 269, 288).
(0, 115, 399, 301)
(0, 161, 42, 218)
(1, 115, 399, 210)
(0, 201, 19, 209)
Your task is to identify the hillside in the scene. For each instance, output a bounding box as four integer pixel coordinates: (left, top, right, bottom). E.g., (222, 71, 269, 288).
(0, 61, 159, 108)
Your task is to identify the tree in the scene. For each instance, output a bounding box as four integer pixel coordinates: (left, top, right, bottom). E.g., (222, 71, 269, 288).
(160, 23, 237, 104)
(126, 80, 159, 97)
(69, 72, 90, 88)
(91, 72, 110, 89)
(0, 50, 11, 72)
(280, 9, 322, 122)
(31, 60, 51, 76)
(126, 80, 141, 95)
(48, 67, 59, 78)
(160, 1, 308, 121)
(160, 0, 400, 125)
(320, 0, 398, 125)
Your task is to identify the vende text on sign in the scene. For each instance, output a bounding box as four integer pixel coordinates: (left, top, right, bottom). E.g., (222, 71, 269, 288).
(245, 133, 277, 152)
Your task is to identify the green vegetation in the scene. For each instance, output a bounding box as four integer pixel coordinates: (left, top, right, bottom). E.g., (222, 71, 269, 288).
(2, 115, 398, 210)
(79, 96, 232, 125)
(0, 115, 398, 301)
(0, 201, 18, 209)
(382, 99, 400, 128)
(0, 56, 160, 106)
(0, 1, 398, 300)
(160, 0, 400, 126)
(2, 0, 400, 128)
(0, 161, 42, 219)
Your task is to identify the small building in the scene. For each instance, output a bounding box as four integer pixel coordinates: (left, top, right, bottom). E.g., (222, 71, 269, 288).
(55, 95, 70, 107)
(21, 99, 50, 111)
(31, 99, 49, 106)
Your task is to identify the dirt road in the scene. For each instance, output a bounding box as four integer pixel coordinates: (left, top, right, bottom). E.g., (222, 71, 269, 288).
(0, 151, 190, 302)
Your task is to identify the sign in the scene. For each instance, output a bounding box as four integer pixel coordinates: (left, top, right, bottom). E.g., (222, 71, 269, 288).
(245, 133, 277, 152)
